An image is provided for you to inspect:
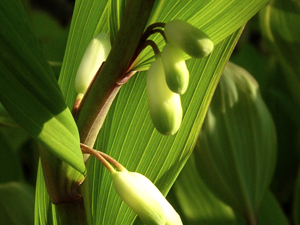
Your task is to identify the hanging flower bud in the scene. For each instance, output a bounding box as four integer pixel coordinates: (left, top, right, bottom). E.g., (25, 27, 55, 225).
(74, 33, 111, 95)
(147, 56, 182, 135)
(161, 43, 189, 94)
(164, 20, 214, 58)
(112, 170, 183, 225)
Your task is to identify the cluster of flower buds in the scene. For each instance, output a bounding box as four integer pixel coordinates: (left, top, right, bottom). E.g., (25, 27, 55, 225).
(74, 32, 111, 96)
(147, 20, 214, 135)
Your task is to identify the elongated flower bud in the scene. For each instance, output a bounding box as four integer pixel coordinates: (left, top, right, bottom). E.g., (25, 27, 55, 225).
(74, 33, 111, 94)
(164, 20, 214, 58)
(147, 56, 182, 135)
(112, 170, 182, 225)
(161, 43, 189, 94)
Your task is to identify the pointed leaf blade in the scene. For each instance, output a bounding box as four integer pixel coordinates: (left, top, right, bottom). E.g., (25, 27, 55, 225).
(0, 0, 85, 174)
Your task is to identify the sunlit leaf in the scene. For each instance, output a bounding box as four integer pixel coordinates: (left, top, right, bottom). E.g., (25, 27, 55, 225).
(83, 29, 243, 225)
(58, 0, 268, 108)
(0, 0, 85, 174)
(51, 0, 269, 224)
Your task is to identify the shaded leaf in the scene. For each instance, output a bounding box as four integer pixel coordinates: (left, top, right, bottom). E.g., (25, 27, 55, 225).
(194, 62, 277, 222)
(0, 134, 23, 183)
(259, 0, 300, 108)
(294, 169, 300, 225)
(0, 182, 34, 225)
(257, 191, 290, 225)
(171, 154, 241, 225)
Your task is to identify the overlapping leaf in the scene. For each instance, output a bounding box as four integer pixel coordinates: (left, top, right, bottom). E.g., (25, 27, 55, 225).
(0, 0, 85, 174)
(0, 182, 34, 225)
(84, 30, 242, 225)
(58, 0, 269, 108)
(259, 0, 300, 108)
(194, 62, 277, 222)
(170, 153, 289, 225)
(36, 0, 270, 224)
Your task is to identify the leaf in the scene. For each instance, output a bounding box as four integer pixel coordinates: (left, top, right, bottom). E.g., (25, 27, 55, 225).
(0, 133, 23, 183)
(132, 0, 269, 70)
(35, 162, 61, 225)
(108, 0, 126, 44)
(29, 10, 69, 63)
(0, 103, 19, 127)
(0, 182, 34, 225)
(259, 0, 300, 108)
(0, 0, 85, 174)
(51, 0, 269, 224)
(58, 0, 269, 109)
(169, 154, 289, 225)
(257, 191, 290, 225)
(83, 28, 243, 225)
(294, 169, 300, 225)
(194, 62, 277, 222)
(170, 154, 241, 225)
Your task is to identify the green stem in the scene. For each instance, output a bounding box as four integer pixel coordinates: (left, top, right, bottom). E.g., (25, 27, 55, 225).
(76, 0, 156, 148)
(56, 198, 88, 225)
(80, 144, 115, 173)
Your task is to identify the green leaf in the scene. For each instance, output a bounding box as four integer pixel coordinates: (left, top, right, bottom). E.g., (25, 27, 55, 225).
(194, 62, 277, 222)
(35, 162, 60, 225)
(50, 0, 269, 224)
(0, 182, 34, 225)
(169, 153, 290, 225)
(294, 169, 300, 225)
(29, 10, 69, 63)
(0, 0, 85, 174)
(58, 0, 268, 109)
(259, 0, 300, 108)
(83, 28, 243, 225)
(132, 0, 269, 70)
(108, 0, 126, 44)
(58, 0, 109, 108)
(0, 134, 23, 183)
(171, 154, 241, 225)
(0, 103, 19, 127)
(257, 191, 290, 225)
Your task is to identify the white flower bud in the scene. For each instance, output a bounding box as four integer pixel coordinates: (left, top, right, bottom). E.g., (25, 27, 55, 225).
(112, 170, 182, 225)
(147, 56, 182, 135)
(74, 33, 111, 94)
(161, 43, 189, 94)
(164, 20, 214, 58)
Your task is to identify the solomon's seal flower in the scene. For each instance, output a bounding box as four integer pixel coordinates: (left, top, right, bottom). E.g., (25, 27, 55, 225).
(164, 19, 214, 58)
(74, 32, 111, 95)
(112, 169, 183, 225)
(146, 55, 182, 135)
(161, 43, 189, 95)
(80, 144, 182, 225)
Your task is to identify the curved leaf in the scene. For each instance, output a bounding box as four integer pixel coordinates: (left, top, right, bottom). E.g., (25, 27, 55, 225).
(58, 0, 269, 108)
(194, 62, 277, 222)
(83, 28, 243, 225)
(171, 154, 240, 225)
(259, 0, 300, 109)
(0, 0, 85, 174)
(0, 182, 34, 225)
